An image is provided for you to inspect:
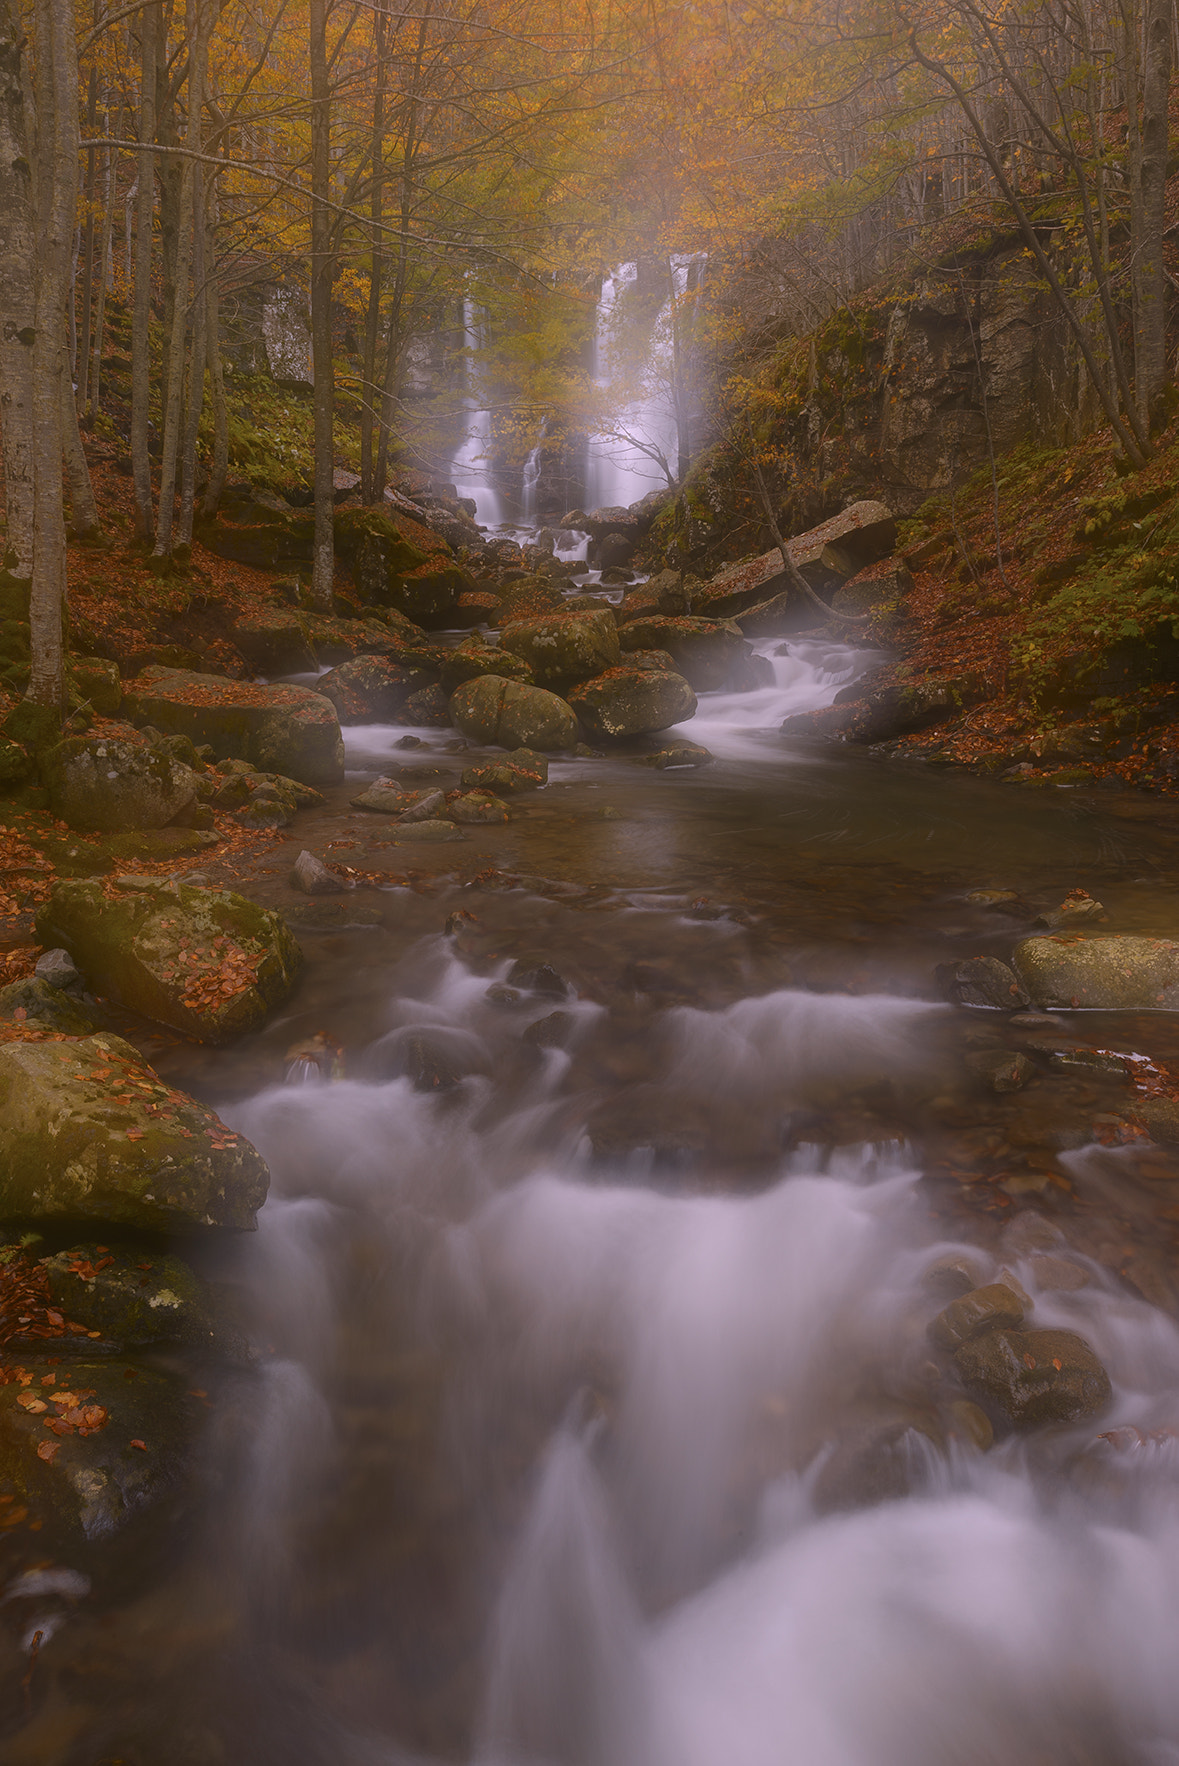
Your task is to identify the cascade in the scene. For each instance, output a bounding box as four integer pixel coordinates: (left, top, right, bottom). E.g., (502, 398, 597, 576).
(521, 418, 547, 522)
(451, 297, 505, 526)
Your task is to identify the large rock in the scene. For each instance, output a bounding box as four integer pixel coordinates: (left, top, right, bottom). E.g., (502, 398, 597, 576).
(0, 1354, 200, 1541)
(567, 667, 697, 738)
(935, 957, 1030, 1010)
(0, 1031, 269, 1229)
(954, 1327, 1111, 1427)
(0, 975, 100, 1035)
(1012, 935, 1179, 1010)
(499, 609, 620, 685)
(617, 615, 764, 692)
(230, 610, 317, 674)
(41, 736, 198, 833)
(315, 654, 431, 722)
(440, 639, 534, 692)
(449, 675, 579, 752)
(696, 501, 898, 618)
(123, 666, 344, 785)
(36, 877, 303, 1044)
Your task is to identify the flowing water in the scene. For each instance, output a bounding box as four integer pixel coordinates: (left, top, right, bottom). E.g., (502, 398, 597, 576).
(13, 639, 1179, 1765)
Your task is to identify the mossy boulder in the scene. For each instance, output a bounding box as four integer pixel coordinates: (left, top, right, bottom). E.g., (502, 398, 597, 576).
(316, 654, 432, 723)
(0, 1354, 200, 1542)
(499, 609, 620, 685)
(567, 666, 697, 738)
(1011, 934, 1179, 1009)
(0, 734, 32, 788)
(618, 615, 762, 692)
(448, 675, 579, 752)
(489, 580, 566, 626)
(0, 1031, 269, 1229)
(439, 638, 534, 692)
(40, 735, 198, 832)
(447, 789, 510, 824)
(387, 562, 470, 628)
(230, 610, 317, 674)
(122, 666, 343, 785)
(26, 1243, 230, 1353)
(0, 975, 100, 1035)
(35, 877, 303, 1044)
(460, 750, 548, 793)
(954, 1327, 1111, 1427)
(68, 656, 123, 715)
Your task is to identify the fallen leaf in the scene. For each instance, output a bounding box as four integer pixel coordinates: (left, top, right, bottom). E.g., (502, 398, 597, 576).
(129, 1438, 148, 1452)
(35, 1440, 59, 1463)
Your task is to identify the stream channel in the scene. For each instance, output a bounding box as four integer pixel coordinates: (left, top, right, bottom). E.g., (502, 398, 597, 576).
(19, 626, 1179, 1765)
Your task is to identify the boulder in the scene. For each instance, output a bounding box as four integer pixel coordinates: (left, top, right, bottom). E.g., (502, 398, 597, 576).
(954, 1327, 1111, 1427)
(567, 667, 696, 739)
(697, 501, 898, 618)
(461, 750, 548, 793)
(402, 683, 451, 726)
(830, 559, 914, 620)
(0, 734, 32, 788)
(618, 616, 763, 692)
(315, 654, 430, 723)
(624, 649, 679, 676)
(41, 736, 198, 833)
(122, 667, 344, 786)
(439, 640, 534, 692)
(1011, 935, 1179, 1010)
(449, 675, 579, 752)
(0, 975, 100, 1035)
(397, 790, 447, 822)
(35, 877, 303, 1044)
(935, 957, 1030, 1010)
(928, 1283, 1026, 1351)
(69, 655, 123, 715)
(0, 1354, 200, 1541)
(290, 850, 346, 894)
(0, 1031, 268, 1230)
(489, 580, 566, 626)
(230, 610, 317, 675)
(27, 1243, 228, 1352)
(448, 790, 510, 825)
(499, 609, 620, 685)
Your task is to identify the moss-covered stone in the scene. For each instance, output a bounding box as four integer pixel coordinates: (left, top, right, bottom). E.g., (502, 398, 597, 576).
(460, 749, 548, 793)
(0, 1031, 269, 1229)
(618, 615, 760, 692)
(439, 638, 534, 692)
(1012, 934, 1179, 1009)
(41, 734, 198, 832)
(24, 1243, 231, 1352)
(122, 666, 343, 785)
(0, 734, 32, 788)
(35, 877, 303, 1044)
(447, 789, 510, 824)
(0, 975, 100, 1035)
(68, 656, 123, 715)
(449, 675, 579, 751)
(0, 1354, 199, 1541)
(567, 667, 697, 738)
(316, 654, 431, 722)
(499, 609, 620, 685)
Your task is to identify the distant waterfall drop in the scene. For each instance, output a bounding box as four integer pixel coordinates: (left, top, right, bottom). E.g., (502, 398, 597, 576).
(451, 298, 504, 527)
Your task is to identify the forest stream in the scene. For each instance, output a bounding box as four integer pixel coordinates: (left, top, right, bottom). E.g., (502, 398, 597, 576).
(12, 631, 1179, 1765)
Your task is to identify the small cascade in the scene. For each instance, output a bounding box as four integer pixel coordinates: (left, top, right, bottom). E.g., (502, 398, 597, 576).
(452, 298, 505, 527)
(521, 418, 547, 523)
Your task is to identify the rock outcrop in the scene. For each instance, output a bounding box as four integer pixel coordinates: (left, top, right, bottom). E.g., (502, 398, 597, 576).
(123, 667, 344, 785)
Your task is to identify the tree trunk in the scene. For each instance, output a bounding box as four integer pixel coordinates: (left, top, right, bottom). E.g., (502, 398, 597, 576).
(0, 0, 36, 580)
(1138, 0, 1173, 423)
(61, 376, 100, 540)
(152, 0, 202, 562)
(76, 54, 98, 410)
(176, 0, 209, 548)
(27, 0, 79, 716)
(360, 1, 388, 501)
(309, 0, 335, 612)
(89, 113, 118, 420)
(130, 3, 159, 544)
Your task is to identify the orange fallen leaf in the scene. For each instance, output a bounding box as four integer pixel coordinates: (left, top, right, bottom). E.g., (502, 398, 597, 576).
(129, 1439, 148, 1452)
(36, 1440, 59, 1463)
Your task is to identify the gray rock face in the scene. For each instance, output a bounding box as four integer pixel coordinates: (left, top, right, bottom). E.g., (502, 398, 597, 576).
(0, 975, 100, 1035)
(41, 736, 198, 833)
(936, 957, 1030, 1010)
(35, 947, 83, 992)
(449, 675, 579, 752)
(1012, 935, 1179, 1009)
(929, 1283, 1026, 1351)
(123, 667, 344, 786)
(499, 610, 620, 685)
(954, 1327, 1111, 1427)
(696, 501, 898, 618)
(291, 850, 347, 894)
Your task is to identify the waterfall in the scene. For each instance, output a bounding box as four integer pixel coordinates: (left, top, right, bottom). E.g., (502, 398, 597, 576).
(583, 256, 702, 513)
(451, 297, 504, 527)
(522, 418, 547, 522)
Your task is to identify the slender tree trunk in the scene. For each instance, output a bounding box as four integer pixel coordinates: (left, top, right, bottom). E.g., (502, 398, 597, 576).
(89, 113, 118, 420)
(376, 3, 429, 495)
(27, 0, 80, 716)
(76, 54, 98, 410)
(1138, 0, 1173, 423)
(61, 377, 100, 539)
(309, 0, 335, 611)
(176, 0, 209, 548)
(0, 0, 36, 580)
(131, 3, 159, 543)
(360, 0, 388, 501)
(153, 0, 202, 561)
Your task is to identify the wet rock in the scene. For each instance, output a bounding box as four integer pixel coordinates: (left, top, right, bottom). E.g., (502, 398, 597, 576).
(1042, 1045, 1128, 1076)
(123, 667, 344, 786)
(439, 638, 534, 692)
(812, 1414, 941, 1513)
(618, 615, 763, 692)
(929, 1282, 1027, 1351)
(1000, 1212, 1066, 1257)
(315, 655, 431, 723)
(506, 960, 569, 998)
(499, 609, 620, 685)
(966, 1048, 1035, 1092)
(449, 675, 579, 752)
(945, 1399, 994, 1451)
(1012, 935, 1179, 1010)
(290, 849, 347, 894)
(522, 1010, 575, 1048)
(26, 1244, 230, 1353)
(0, 975, 100, 1035)
(0, 1355, 199, 1542)
(634, 741, 714, 769)
(387, 820, 465, 842)
(921, 1253, 986, 1299)
(402, 683, 452, 726)
(448, 790, 510, 825)
(486, 984, 523, 1006)
(397, 788, 447, 822)
(1029, 1254, 1091, 1291)
(36, 877, 303, 1044)
(1033, 890, 1106, 930)
(0, 1032, 268, 1230)
(568, 667, 696, 739)
(368, 1027, 486, 1090)
(350, 783, 415, 814)
(41, 736, 198, 833)
(461, 749, 548, 793)
(954, 1327, 1111, 1427)
(936, 956, 1030, 1010)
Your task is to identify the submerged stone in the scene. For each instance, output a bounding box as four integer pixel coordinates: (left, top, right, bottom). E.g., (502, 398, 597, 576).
(954, 1327, 1111, 1427)
(1012, 935, 1179, 1010)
